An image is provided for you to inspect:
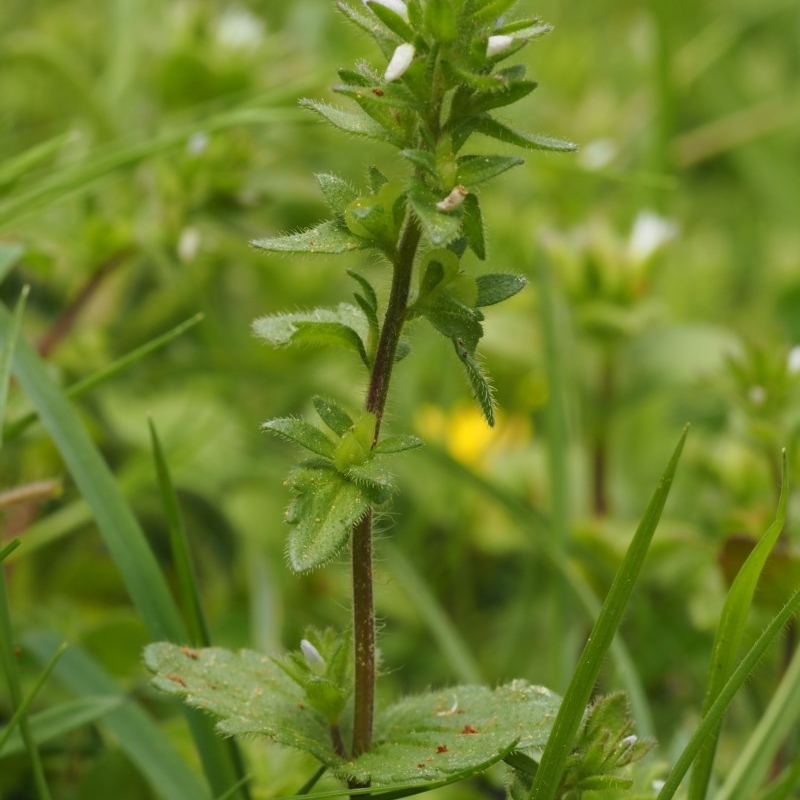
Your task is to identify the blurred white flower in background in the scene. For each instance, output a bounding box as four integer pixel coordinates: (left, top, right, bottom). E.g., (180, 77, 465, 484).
(787, 346, 800, 374)
(216, 6, 265, 50)
(628, 210, 678, 264)
(178, 227, 201, 263)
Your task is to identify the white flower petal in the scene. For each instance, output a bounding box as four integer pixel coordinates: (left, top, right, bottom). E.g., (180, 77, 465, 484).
(385, 42, 415, 82)
(487, 34, 514, 57)
(363, 0, 408, 22)
(300, 639, 325, 670)
(788, 346, 800, 374)
(628, 210, 677, 263)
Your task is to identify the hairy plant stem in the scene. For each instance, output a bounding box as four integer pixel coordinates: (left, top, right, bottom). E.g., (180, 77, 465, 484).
(351, 214, 422, 762)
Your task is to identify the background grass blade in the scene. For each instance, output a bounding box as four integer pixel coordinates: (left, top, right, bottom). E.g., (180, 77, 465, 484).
(528, 427, 688, 800)
(421, 445, 655, 736)
(385, 543, 483, 684)
(23, 631, 213, 800)
(657, 586, 800, 800)
(714, 637, 800, 800)
(0, 243, 23, 284)
(0, 541, 54, 799)
(0, 301, 248, 799)
(689, 451, 789, 800)
(0, 285, 28, 445)
(149, 417, 211, 647)
(3, 312, 204, 442)
(0, 696, 123, 757)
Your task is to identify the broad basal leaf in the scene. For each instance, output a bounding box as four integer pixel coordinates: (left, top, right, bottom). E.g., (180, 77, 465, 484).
(348, 681, 561, 785)
(262, 417, 337, 459)
(144, 643, 338, 765)
(251, 220, 368, 254)
(145, 643, 563, 788)
(476, 273, 527, 306)
(285, 462, 373, 572)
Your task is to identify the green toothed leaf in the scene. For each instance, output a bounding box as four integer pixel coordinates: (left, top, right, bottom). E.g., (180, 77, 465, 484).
(373, 434, 424, 454)
(262, 417, 337, 459)
(475, 273, 527, 306)
(251, 220, 368, 254)
(456, 154, 524, 187)
(284, 462, 372, 572)
(472, 115, 578, 152)
(300, 99, 396, 143)
(253, 304, 370, 365)
(312, 395, 355, 437)
(316, 173, 359, 215)
(407, 181, 463, 246)
(461, 193, 486, 260)
(454, 337, 496, 427)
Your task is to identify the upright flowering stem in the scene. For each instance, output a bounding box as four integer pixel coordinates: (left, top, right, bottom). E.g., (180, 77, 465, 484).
(351, 213, 422, 761)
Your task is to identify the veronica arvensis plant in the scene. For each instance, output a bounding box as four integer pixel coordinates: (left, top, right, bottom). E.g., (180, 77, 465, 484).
(144, 2, 660, 796)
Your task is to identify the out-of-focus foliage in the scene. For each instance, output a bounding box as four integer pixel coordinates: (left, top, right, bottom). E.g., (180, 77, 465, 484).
(1, 0, 799, 798)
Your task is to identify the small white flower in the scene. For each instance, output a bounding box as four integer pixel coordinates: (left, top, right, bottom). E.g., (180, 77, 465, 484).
(748, 385, 767, 406)
(363, 0, 409, 22)
(177, 227, 201, 262)
(300, 639, 325, 670)
(385, 42, 415, 82)
(787, 346, 800, 374)
(436, 185, 469, 211)
(487, 34, 514, 57)
(216, 7, 265, 49)
(628, 210, 677, 263)
(620, 735, 638, 747)
(187, 131, 209, 156)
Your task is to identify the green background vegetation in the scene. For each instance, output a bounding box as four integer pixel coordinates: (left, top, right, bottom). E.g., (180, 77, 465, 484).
(2, 0, 799, 797)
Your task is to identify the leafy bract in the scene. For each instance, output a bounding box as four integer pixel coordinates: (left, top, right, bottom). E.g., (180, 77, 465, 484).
(300, 99, 399, 144)
(145, 641, 563, 787)
(313, 395, 355, 437)
(262, 417, 337, 459)
(252, 304, 369, 366)
(284, 461, 374, 572)
(476, 273, 527, 306)
(407, 181, 463, 246)
(316, 173, 359, 215)
(251, 220, 368, 255)
(472, 115, 578, 153)
(456, 154, 525, 187)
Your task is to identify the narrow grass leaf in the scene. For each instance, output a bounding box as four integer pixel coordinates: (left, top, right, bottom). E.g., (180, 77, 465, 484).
(0, 563, 57, 799)
(149, 419, 212, 648)
(528, 427, 688, 800)
(4, 312, 204, 442)
(1, 695, 121, 757)
(385, 543, 482, 684)
(714, 629, 800, 800)
(753, 757, 800, 800)
(688, 451, 788, 800)
(0, 304, 247, 798)
(0, 286, 28, 446)
(0, 243, 24, 284)
(24, 632, 213, 800)
(656, 586, 800, 800)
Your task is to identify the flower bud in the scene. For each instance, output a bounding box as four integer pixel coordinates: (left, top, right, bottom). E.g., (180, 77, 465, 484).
(363, 0, 409, 22)
(487, 34, 514, 57)
(300, 639, 325, 671)
(385, 42, 415, 82)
